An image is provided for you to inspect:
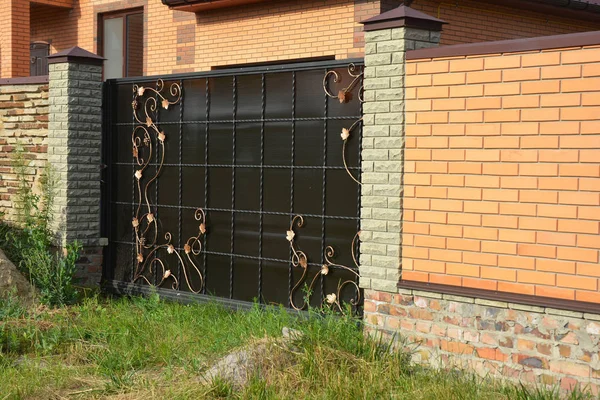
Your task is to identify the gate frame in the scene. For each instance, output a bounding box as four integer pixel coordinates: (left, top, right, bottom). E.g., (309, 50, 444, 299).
(100, 58, 365, 310)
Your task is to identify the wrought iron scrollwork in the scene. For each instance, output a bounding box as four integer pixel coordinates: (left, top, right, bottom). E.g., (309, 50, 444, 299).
(323, 63, 364, 104)
(324, 64, 364, 185)
(288, 215, 361, 315)
(130, 79, 207, 293)
(341, 118, 363, 185)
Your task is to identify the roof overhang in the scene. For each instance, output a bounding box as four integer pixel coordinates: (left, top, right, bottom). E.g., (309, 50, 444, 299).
(161, 0, 271, 12)
(482, 0, 600, 21)
(30, 0, 74, 9)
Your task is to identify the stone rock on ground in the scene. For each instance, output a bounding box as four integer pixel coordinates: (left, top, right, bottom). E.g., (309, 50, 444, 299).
(201, 328, 302, 388)
(0, 248, 36, 305)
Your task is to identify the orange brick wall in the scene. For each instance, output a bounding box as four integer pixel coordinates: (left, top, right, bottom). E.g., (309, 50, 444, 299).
(1, 0, 31, 78)
(411, 0, 600, 45)
(29, 0, 370, 77)
(403, 45, 600, 303)
(24, 0, 600, 78)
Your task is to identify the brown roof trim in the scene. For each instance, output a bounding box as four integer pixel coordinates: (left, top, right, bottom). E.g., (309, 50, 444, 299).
(362, 5, 446, 32)
(162, 0, 270, 12)
(0, 76, 49, 86)
(407, 30, 600, 60)
(398, 280, 600, 314)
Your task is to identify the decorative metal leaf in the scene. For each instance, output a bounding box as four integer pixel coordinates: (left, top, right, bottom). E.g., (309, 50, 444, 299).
(298, 253, 308, 268)
(162, 99, 169, 110)
(326, 293, 337, 304)
(146, 116, 152, 127)
(158, 131, 166, 142)
(341, 128, 350, 141)
(286, 230, 295, 242)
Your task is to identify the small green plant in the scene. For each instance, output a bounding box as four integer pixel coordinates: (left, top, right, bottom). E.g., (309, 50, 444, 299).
(1, 145, 80, 307)
(0, 290, 27, 321)
(19, 239, 81, 306)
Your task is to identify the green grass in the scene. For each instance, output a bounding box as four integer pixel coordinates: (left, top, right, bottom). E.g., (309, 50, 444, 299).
(0, 294, 596, 399)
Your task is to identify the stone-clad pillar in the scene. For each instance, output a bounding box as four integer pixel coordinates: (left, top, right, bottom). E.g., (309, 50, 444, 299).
(359, 7, 444, 292)
(47, 47, 105, 285)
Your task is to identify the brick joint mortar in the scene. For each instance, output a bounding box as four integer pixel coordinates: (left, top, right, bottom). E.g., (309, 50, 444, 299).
(360, 26, 440, 292)
(364, 288, 600, 391)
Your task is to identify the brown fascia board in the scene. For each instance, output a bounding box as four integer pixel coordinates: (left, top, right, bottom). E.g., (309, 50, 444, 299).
(0, 76, 49, 86)
(398, 280, 600, 314)
(407, 30, 600, 60)
(162, 0, 271, 12)
(481, 0, 600, 22)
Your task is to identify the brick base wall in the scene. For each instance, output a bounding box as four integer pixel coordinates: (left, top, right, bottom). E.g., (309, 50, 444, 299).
(0, 83, 49, 220)
(75, 246, 103, 286)
(365, 289, 600, 393)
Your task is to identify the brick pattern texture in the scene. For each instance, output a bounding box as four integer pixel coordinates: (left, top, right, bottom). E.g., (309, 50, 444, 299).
(403, 46, 600, 303)
(365, 288, 600, 393)
(0, 83, 49, 220)
(47, 60, 104, 285)
(360, 26, 441, 293)
(48, 61, 103, 247)
(411, 0, 600, 45)
(26, 0, 378, 77)
(0, 0, 590, 78)
(0, 0, 30, 78)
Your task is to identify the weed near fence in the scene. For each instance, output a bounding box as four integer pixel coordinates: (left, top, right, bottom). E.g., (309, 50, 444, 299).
(0, 295, 595, 399)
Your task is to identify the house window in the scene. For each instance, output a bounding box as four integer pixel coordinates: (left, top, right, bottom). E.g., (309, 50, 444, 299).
(30, 42, 49, 76)
(101, 10, 144, 79)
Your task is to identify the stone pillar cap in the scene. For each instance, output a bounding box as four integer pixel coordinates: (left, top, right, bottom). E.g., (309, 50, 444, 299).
(47, 46, 105, 65)
(361, 5, 446, 32)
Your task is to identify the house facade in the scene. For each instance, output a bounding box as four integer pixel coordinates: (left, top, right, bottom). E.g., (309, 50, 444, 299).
(1, 0, 600, 79)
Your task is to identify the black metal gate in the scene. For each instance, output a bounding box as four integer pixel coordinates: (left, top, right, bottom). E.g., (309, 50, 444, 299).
(102, 59, 363, 313)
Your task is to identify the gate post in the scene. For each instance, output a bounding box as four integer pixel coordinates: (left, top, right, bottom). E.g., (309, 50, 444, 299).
(359, 7, 443, 313)
(47, 47, 105, 286)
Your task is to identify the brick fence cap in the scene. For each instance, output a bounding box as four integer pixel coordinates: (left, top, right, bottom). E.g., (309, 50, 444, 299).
(361, 5, 447, 32)
(47, 46, 105, 65)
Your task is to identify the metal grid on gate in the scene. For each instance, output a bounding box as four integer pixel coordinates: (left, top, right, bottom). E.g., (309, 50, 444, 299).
(102, 59, 364, 312)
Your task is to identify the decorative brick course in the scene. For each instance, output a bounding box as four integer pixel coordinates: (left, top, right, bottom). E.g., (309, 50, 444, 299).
(365, 288, 600, 393)
(0, 82, 49, 220)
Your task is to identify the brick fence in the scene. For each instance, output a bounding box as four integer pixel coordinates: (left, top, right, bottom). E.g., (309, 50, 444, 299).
(0, 48, 105, 286)
(0, 78, 49, 220)
(402, 41, 600, 303)
(360, 7, 600, 392)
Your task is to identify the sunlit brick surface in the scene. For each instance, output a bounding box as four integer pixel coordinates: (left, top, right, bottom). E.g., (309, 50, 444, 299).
(403, 46, 600, 302)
